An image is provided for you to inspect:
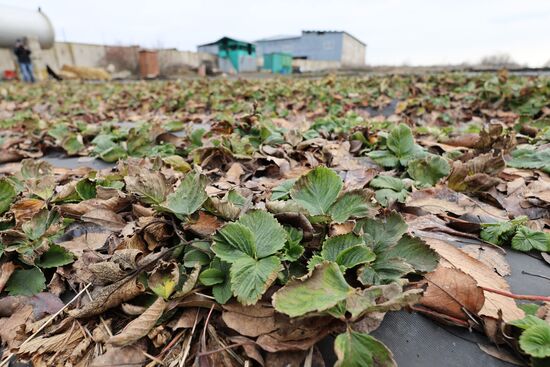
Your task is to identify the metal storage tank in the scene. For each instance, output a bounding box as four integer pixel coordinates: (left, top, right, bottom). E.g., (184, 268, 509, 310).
(0, 5, 55, 49)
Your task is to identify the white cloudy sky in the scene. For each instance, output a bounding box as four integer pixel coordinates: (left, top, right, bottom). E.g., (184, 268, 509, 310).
(3, 0, 550, 66)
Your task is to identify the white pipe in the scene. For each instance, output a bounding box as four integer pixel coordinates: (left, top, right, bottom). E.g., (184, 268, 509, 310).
(0, 5, 55, 49)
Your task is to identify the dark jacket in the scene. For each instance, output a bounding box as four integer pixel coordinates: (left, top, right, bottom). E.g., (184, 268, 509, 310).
(14, 45, 31, 63)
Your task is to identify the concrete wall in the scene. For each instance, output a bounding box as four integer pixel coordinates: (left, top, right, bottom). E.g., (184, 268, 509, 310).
(0, 48, 15, 70)
(1, 41, 219, 77)
(293, 59, 341, 72)
(158, 49, 216, 71)
(341, 33, 366, 66)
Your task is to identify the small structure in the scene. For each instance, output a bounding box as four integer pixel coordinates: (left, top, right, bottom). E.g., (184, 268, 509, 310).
(138, 49, 159, 78)
(255, 31, 366, 67)
(197, 37, 256, 74)
(263, 52, 292, 74)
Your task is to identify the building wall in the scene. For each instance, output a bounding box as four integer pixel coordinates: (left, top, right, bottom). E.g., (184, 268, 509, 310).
(256, 32, 366, 66)
(255, 38, 300, 57)
(341, 33, 366, 66)
(256, 34, 343, 60)
(298, 32, 343, 61)
(197, 44, 218, 55)
(158, 49, 217, 71)
(0, 48, 15, 70)
(1, 42, 219, 77)
(293, 59, 341, 72)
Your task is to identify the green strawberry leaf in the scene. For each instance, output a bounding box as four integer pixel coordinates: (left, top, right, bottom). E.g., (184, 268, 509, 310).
(291, 166, 343, 216)
(212, 222, 257, 262)
(5, 267, 46, 296)
(387, 123, 415, 158)
(62, 134, 84, 155)
(36, 244, 74, 268)
(519, 324, 550, 358)
(511, 227, 550, 252)
(0, 179, 16, 215)
(76, 179, 97, 200)
(334, 330, 396, 367)
(22, 208, 60, 241)
(385, 235, 439, 273)
(321, 233, 365, 262)
(272, 262, 353, 317)
(367, 150, 399, 168)
(355, 211, 408, 252)
(282, 226, 304, 262)
(509, 315, 548, 330)
(199, 268, 225, 286)
(407, 155, 450, 187)
(230, 255, 281, 305)
(329, 190, 374, 223)
(271, 178, 297, 200)
(369, 176, 409, 207)
(164, 172, 208, 216)
(238, 210, 286, 258)
(335, 245, 376, 270)
(209, 258, 232, 304)
(358, 257, 414, 286)
(386, 123, 425, 166)
(507, 148, 550, 173)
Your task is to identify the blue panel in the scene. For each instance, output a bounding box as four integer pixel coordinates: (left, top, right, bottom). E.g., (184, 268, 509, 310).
(256, 32, 344, 61)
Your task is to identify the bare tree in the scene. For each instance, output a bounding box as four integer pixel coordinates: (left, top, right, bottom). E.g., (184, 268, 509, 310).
(479, 53, 521, 68)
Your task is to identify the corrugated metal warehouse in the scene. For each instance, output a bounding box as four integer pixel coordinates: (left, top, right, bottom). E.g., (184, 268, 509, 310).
(255, 31, 366, 67)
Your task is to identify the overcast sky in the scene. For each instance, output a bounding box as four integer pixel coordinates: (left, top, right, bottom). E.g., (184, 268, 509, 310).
(3, 0, 550, 66)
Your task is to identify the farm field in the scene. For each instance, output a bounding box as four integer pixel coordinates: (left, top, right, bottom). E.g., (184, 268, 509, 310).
(0, 73, 549, 367)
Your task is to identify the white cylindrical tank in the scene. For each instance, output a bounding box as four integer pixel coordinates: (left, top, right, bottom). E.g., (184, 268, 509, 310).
(0, 5, 55, 49)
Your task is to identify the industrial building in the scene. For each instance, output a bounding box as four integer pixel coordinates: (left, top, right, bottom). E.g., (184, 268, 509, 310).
(255, 31, 366, 67)
(197, 37, 257, 74)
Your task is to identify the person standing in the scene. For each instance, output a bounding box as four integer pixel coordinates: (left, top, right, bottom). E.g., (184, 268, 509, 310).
(14, 38, 35, 83)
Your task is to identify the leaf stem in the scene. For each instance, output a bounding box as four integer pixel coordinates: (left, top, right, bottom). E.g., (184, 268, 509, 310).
(479, 286, 550, 302)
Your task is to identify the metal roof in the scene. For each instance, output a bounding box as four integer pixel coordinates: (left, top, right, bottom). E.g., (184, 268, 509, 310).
(197, 36, 254, 47)
(255, 34, 301, 43)
(255, 30, 366, 46)
(302, 30, 366, 46)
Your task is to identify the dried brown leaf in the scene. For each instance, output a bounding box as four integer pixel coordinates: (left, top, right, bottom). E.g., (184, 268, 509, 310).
(69, 278, 145, 319)
(425, 238, 524, 323)
(0, 262, 16, 293)
(81, 208, 126, 231)
(461, 245, 511, 277)
(186, 211, 223, 237)
(420, 266, 485, 321)
(222, 301, 281, 337)
(90, 342, 148, 367)
(108, 297, 166, 346)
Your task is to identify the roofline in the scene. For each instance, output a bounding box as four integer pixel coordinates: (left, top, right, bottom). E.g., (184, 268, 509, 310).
(341, 31, 366, 46)
(197, 36, 254, 47)
(255, 31, 366, 46)
(255, 36, 301, 43)
(302, 30, 366, 46)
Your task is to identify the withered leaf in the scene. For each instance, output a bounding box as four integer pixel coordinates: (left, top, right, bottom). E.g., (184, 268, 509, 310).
(108, 296, 166, 346)
(222, 301, 281, 337)
(419, 266, 485, 321)
(69, 278, 145, 318)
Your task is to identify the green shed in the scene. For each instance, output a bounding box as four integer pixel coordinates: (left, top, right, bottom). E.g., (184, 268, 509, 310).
(263, 52, 292, 74)
(197, 37, 257, 73)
